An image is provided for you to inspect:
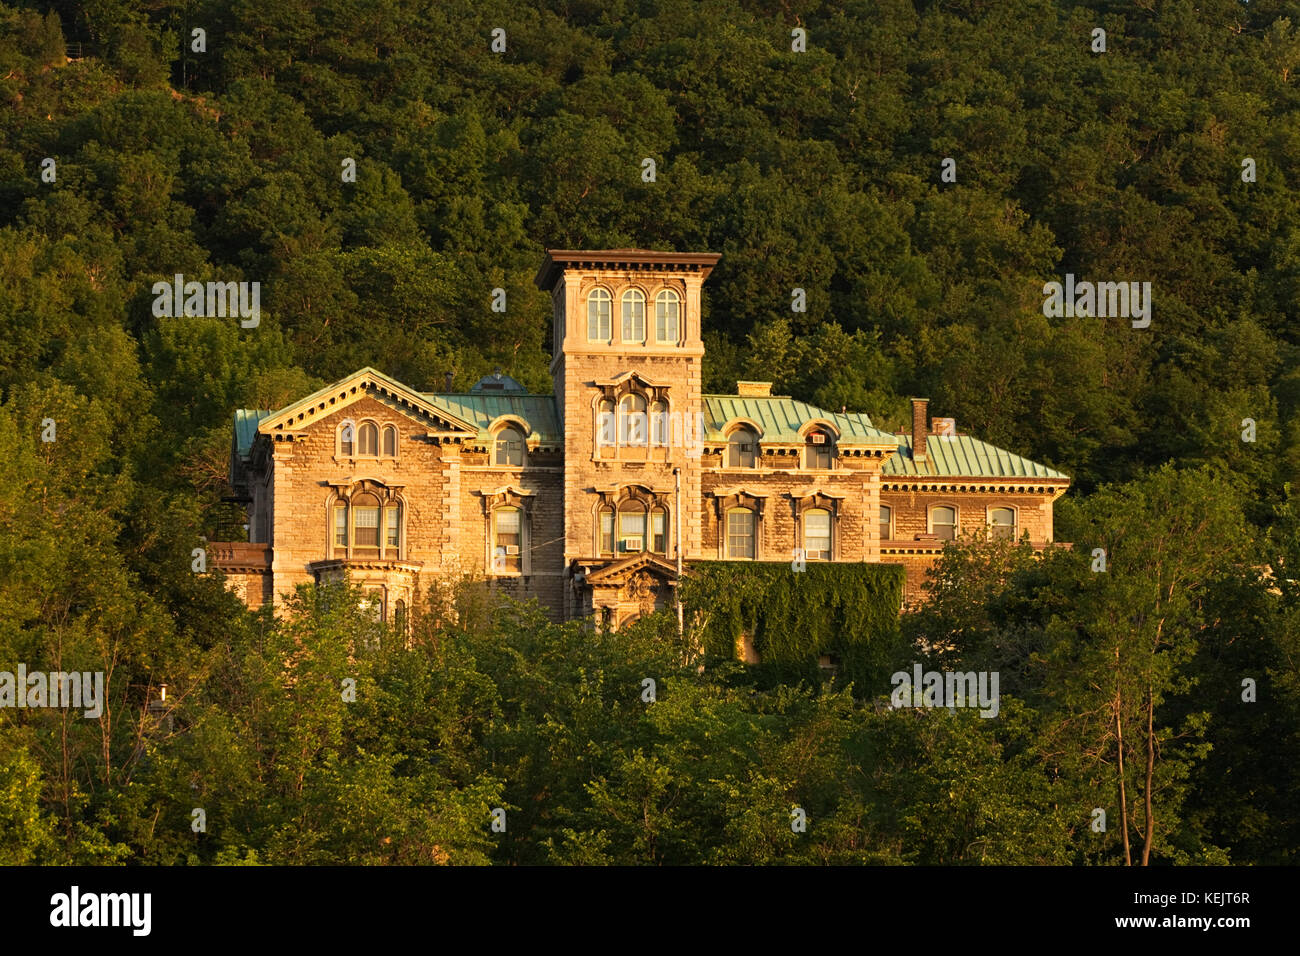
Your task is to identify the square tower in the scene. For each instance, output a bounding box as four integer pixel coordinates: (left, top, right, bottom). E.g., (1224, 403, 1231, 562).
(535, 249, 720, 619)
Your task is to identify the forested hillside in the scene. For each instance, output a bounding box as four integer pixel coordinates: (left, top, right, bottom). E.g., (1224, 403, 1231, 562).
(1, 0, 1298, 865)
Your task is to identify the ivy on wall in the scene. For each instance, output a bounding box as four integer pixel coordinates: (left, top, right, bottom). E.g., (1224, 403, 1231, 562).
(680, 562, 908, 693)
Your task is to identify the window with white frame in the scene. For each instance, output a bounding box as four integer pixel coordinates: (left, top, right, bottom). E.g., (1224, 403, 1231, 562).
(493, 507, 522, 573)
(727, 508, 755, 559)
(587, 288, 611, 342)
(879, 504, 893, 542)
(930, 505, 958, 541)
(989, 507, 1016, 541)
(804, 508, 831, 560)
(655, 290, 680, 343)
(622, 289, 646, 343)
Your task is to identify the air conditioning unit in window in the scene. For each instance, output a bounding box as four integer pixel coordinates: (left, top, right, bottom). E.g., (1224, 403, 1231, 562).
(505, 546, 520, 555)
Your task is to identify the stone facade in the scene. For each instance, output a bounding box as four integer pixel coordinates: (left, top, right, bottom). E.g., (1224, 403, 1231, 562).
(211, 249, 1070, 624)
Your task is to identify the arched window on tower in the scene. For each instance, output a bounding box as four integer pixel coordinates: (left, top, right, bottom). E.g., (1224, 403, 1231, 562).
(619, 394, 648, 446)
(655, 290, 681, 343)
(587, 288, 612, 342)
(622, 289, 646, 343)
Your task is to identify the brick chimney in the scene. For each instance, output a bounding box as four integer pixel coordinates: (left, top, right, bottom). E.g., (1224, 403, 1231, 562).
(736, 381, 773, 397)
(911, 398, 928, 462)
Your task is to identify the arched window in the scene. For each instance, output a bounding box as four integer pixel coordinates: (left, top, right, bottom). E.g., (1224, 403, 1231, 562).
(495, 426, 525, 466)
(804, 508, 831, 560)
(930, 505, 958, 541)
(393, 599, 408, 636)
(622, 289, 646, 343)
(359, 422, 379, 456)
(804, 429, 833, 469)
(728, 427, 758, 468)
(618, 501, 647, 553)
(493, 507, 522, 573)
(339, 422, 355, 457)
(598, 505, 615, 554)
(727, 508, 755, 559)
(989, 507, 1016, 541)
(655, 290, 680, 343)
(597, 399, 616, 449)
(353, 492, 381, 552)
(652, 506, 668, 554)
(619, 394, 647, 446)
(587, 288, 611, 341)
(382, 425, 397, 457)
(879, 505, 893, 542)
(650, 402, 668, 446)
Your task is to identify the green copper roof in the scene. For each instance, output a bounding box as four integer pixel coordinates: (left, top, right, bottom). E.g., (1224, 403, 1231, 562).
(702, 395, 897, 443)
(883, 434, 1069, 480)
(233, 408, 272, 458)
(420, 393, 562, 443)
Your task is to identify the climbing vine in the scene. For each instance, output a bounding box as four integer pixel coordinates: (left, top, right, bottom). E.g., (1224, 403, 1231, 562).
(680, 562, 907, 692)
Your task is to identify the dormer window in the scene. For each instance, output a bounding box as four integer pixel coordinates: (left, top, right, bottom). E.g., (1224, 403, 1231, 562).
(655, 290, 680, 343)
(588, 288, 612, 342)
(727, 427, 758, 468)
(622, 289, 646, 343)
(495, 426, 525, 466)
(804, 429, 833, 469)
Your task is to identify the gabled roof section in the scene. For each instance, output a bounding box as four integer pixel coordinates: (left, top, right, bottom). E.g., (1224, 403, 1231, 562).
(583, 552, 680, 585)
(702, 395, 897, 444)
(256, 367, 481, 438)
(421, 392, 561, 444)
(885, 434, 1069, 480)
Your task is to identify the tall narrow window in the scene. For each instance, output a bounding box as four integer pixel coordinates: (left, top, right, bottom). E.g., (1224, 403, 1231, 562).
(599, 508, 615, 554)
(655, 290, 680, 343)
(385, 504, 401, 552)
(619, 503, 647, 553)
(597, 399, 616, 450)
(382, 425, 397, 457)
(989, 507, 1016, 541)
(393, 599, 408, 636)
(805, 429, 832, 469)
(359, 422, 379, 456)
(495, 508, 521, 572)
(930, 505, 957, 541)
(727, 508, 755, 559)
(652, 508, 667, 554)
(804, 509, 831, 560)
(879, 505, 893, 542)
(495, 426, 524, 466)
(334, 502, 348, 549)
(353, 493, 381, 551)
(622, 289, 646, 343)
(587, 288, 611, 342)
(619, 394, 647, 446)
(728, 428, 758, 468)
(340, 423, 355, 457)
(650, 402, 668, 446)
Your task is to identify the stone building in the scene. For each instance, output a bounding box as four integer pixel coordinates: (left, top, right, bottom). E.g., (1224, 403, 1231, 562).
(212, 249, 1070, 625)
